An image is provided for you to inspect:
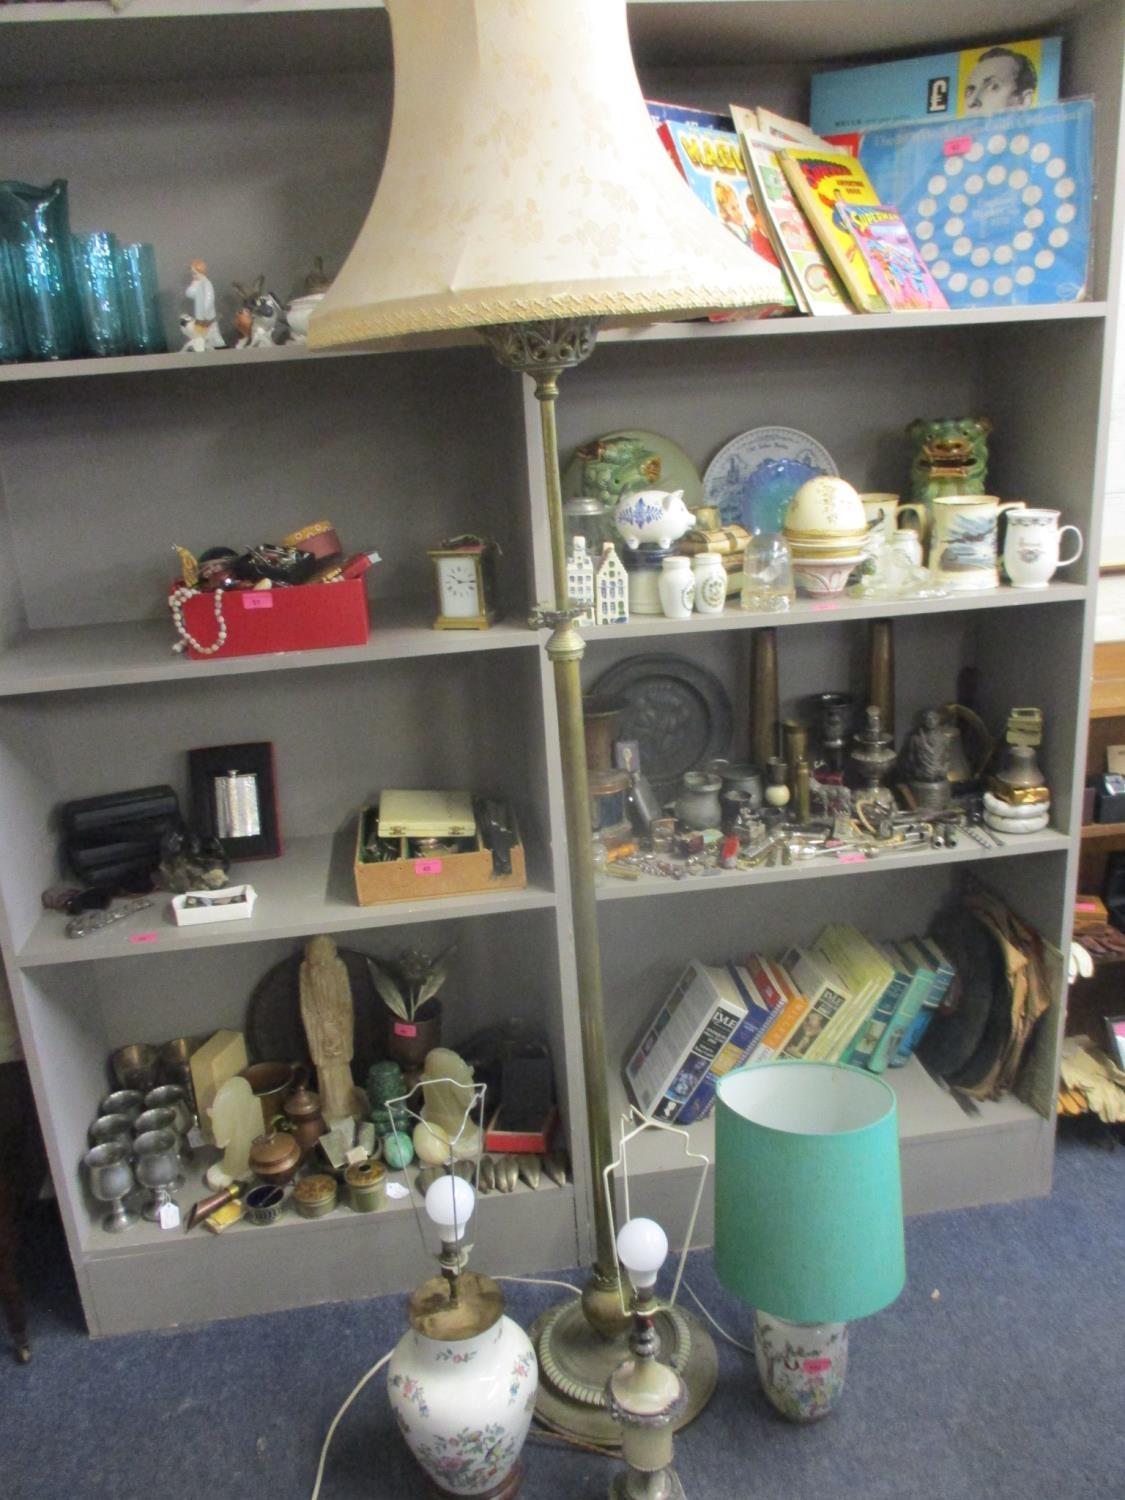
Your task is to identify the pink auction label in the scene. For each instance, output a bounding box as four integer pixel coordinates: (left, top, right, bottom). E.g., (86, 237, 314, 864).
(837, 852, 865, 864)
(943, 135, 972, 156)
(803, 1357, 833, 1374)
(393, 1021, 418, 1038)
(1076, 901, 1098, 911)
(129, 933, 158, 944)
(414, 858, 443, 875)
(811, 600, 840, 612)
(242, 593, 274, 610)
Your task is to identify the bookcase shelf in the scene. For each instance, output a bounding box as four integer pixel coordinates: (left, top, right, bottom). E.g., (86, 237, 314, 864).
(0, 0, 1118, 1336)
(595, 829, 1071, 904)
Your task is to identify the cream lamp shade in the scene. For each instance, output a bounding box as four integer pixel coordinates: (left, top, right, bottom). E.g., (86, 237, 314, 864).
(309, 0, 783, 348)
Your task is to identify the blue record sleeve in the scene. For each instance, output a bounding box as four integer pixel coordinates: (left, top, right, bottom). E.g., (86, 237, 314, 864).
(850, 99, 1093, 309)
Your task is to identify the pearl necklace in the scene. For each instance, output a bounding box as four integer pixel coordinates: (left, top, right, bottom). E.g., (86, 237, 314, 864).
(169, 585, 228, 655)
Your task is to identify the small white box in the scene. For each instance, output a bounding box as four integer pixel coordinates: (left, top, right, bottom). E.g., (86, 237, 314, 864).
(171, 885, 257, 926)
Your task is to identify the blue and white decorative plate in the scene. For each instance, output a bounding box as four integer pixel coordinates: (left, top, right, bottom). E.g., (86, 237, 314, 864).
(704, 427, 838, 533)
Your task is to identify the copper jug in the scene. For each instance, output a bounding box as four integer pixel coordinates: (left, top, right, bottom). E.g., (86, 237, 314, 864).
(281, 1082, 328, 1160)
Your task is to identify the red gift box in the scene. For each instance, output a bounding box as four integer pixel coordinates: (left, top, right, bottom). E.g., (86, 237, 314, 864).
(173, 579, 371, 660)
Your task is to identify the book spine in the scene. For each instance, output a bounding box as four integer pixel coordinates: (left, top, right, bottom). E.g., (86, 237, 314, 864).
(846, 971, 908, 1068)
(676, 963, 781, 1123)
(750, 992, 811, 1063)
(871, 972, 931, 1073)
(778, 153, 884, 312)
(889, 1004, 938, 1067)
(650, 997, 745, 1123)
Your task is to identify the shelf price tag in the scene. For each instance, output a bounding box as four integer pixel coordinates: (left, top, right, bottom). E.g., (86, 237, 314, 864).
(414, 859, 443, 875)
(157, 1202, 181, 1231)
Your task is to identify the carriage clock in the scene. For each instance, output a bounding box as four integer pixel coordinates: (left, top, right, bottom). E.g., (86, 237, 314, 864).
(427, 535, 500, 629)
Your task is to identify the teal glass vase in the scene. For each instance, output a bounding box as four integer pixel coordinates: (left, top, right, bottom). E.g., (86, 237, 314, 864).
(0, 178, 84, 360)
(117, 240, 167, 354)
(0, 241, 27, 363)
(72, 230, 129, 357)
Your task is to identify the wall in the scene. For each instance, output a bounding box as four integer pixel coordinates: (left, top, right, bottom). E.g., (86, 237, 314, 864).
(1095, 251, 1125, 640)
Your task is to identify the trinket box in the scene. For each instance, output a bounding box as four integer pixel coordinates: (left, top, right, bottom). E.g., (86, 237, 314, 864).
(354, 804, 527, 905)
(171, 884, 258, 926)
(172, 576, 370, 660)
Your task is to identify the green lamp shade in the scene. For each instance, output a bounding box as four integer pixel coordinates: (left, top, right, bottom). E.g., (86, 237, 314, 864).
(714, 1061, 906, 1326)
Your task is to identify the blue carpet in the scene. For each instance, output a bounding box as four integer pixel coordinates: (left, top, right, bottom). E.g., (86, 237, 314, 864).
(3, 1129, 1124, 1500)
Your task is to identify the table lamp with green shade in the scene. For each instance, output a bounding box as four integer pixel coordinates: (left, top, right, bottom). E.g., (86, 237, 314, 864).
(310, 0, 783, 1443)
(714, 1061, 907, 1423)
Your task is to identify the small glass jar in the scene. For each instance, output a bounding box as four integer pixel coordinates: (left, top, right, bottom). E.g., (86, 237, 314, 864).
(564, 496, 618, 561)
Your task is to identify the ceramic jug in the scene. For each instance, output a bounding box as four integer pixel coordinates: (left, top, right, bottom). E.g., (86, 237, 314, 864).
(1003, 508, 1083, 589)
(658, 555, 695, 619)
(930, 495, 1024, 591)
(0, 179, 83, 360)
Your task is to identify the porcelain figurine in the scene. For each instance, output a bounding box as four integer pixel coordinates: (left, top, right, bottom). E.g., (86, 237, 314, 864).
(614, 488, 696, 551)
(594, 543, 628, 625)
(180, 260, 226, 352)
(413, 1047, 481, 1164)
(284, 257, 332, 344)
(232, 276, 286, 348)
(204, 1076, 260, 1188)
(299, 934, 368, 1130)
(566, 535, 595, 626)
(906, 416, 992, 506)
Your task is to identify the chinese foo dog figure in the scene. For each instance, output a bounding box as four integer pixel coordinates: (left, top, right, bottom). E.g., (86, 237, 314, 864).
(907, 416, 992, 505)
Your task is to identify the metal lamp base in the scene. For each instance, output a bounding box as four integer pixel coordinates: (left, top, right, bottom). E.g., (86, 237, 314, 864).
(531, 1297, 718, 1446)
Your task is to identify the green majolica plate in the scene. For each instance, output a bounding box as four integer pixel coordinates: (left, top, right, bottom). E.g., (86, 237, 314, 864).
(562, 428, 704, 510)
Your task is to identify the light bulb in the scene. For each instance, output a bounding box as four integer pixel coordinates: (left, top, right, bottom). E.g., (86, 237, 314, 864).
(424, 1174, 475, 1242)
(616, 1216, 668, 1290)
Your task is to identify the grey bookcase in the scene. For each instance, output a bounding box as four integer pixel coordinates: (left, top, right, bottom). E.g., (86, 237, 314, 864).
(0, 0, 1119, 1336)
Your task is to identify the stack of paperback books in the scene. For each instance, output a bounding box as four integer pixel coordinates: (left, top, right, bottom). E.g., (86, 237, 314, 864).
(624, 926, 955, 1125)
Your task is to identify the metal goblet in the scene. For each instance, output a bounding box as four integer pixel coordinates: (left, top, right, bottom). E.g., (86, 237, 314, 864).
(84, 1141, 137, 1233)
(89, 1112, 135, 1155)
(110, 1042, 161, 1095)
(143, 1085, 193, 1139)
(98, 1089, 144, 1123)
(133, 1107, 185, 1188)
(134, 1128, 180, 1223)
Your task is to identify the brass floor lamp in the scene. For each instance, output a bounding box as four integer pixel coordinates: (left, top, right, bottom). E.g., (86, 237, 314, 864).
(311, 0, 781, 1443)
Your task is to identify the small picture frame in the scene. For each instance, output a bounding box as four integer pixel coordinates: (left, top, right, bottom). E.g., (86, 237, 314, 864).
(1104, 1015, 1125, 1072)
(189, 742, 281, 860)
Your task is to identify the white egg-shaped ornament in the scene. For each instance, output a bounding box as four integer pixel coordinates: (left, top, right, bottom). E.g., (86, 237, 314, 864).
(784, 476, 867, 541)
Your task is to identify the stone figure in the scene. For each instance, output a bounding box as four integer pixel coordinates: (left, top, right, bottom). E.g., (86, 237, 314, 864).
(412, 1046, 481, 1165)
(204, 1075, 261, 1189)
(299, 935, 367, 1129)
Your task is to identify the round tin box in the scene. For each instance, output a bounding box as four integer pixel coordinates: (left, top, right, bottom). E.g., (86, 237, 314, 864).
(293, 1173, 338, 1219)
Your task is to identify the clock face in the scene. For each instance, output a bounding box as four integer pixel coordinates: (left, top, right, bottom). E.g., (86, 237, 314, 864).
(438, 556, 482, 618)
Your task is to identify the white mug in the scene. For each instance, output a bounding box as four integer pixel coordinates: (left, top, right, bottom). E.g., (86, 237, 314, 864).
(860, 493, 927, 545)
(1003, 508, 1083, 589)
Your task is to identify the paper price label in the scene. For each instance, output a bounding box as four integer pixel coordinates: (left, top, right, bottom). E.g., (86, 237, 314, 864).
(158, 1202, 181, 1231)
(242, 594, 274, 610)
(414, 859, 443, 875)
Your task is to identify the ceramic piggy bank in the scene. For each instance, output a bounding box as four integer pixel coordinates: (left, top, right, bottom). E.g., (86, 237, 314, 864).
(614, 489, 696, 551)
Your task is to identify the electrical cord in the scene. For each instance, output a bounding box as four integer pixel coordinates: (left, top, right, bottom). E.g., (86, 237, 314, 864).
(309, 1351, 392, 1500)
(309, 1274, 751, 1496)
(681, 1281, 755, 1355)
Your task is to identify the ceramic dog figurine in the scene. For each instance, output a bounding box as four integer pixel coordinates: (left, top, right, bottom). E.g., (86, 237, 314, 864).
(906, 416, 992, 504)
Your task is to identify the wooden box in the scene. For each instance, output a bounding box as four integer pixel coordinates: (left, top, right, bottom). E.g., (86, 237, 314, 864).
(353, 807, 526, 905)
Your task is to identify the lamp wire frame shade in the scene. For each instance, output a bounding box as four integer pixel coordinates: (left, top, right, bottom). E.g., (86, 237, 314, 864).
(310, 0, 784, 349)
(714, 1062, 906, 1327)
